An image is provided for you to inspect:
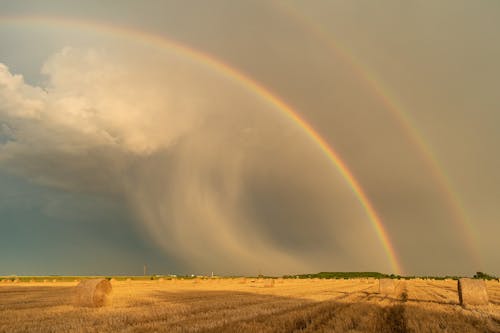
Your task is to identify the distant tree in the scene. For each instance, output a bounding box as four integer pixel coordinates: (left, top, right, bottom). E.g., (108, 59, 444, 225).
(473, 271, 497, 280)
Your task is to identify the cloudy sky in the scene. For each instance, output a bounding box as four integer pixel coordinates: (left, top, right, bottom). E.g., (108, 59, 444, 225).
(0, 0, 498, 277)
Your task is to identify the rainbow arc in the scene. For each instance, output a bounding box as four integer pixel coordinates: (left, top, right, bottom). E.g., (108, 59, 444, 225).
(0, 15, 403, 274)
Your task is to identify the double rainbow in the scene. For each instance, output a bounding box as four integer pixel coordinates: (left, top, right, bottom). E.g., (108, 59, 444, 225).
(273, 2, 482, 268)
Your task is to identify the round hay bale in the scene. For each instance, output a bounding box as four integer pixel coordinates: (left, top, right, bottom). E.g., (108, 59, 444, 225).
(158, 278, 164, 282)
(378, 279, 396, 295)
(263, 279, 275, 288)
(74, 279, 113, 307)
(458, 278, 489, 306)
(52, 279, 57, 283)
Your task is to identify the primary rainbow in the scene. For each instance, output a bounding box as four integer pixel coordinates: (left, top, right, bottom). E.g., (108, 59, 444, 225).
(0, 15, 403, 274)
(274, 2, 482, 268)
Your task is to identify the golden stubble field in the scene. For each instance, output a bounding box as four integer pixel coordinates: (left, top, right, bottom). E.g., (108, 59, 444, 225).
(0, 278, 499, 333)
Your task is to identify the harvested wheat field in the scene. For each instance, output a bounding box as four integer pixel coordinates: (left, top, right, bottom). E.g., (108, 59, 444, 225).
(0, 278, 499, 332)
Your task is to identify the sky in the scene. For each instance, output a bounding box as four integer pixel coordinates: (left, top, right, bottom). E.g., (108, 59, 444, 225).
(0, 0, 499, 277)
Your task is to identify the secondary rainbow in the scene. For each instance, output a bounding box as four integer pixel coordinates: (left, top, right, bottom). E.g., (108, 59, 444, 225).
(0, 15, 403, 274)
(273, 2, 481, 268)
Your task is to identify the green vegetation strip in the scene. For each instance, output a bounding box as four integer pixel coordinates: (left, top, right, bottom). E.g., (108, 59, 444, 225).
(0, 271, 497, 282)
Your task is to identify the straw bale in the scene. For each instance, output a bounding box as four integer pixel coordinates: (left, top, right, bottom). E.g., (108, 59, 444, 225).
(378, 279, 396, 295)
(263, 279, 275, 288)
(74, 279, 113, 307)
(458, 278, 489, 306)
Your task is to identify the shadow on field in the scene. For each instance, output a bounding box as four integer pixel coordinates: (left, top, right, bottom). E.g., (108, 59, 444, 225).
(147, 290, 499, 333)
(405, 297, 458, 306)
(360, 287, 458, 306)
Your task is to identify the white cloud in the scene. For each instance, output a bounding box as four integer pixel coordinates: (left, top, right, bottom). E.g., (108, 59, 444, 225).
(0, 46, 387, 274)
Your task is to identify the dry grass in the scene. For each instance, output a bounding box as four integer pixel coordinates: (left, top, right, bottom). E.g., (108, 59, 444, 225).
(0, 278, 499, 332)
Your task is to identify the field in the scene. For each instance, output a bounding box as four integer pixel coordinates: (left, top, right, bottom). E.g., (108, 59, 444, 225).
(0, 278, 499, 332)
